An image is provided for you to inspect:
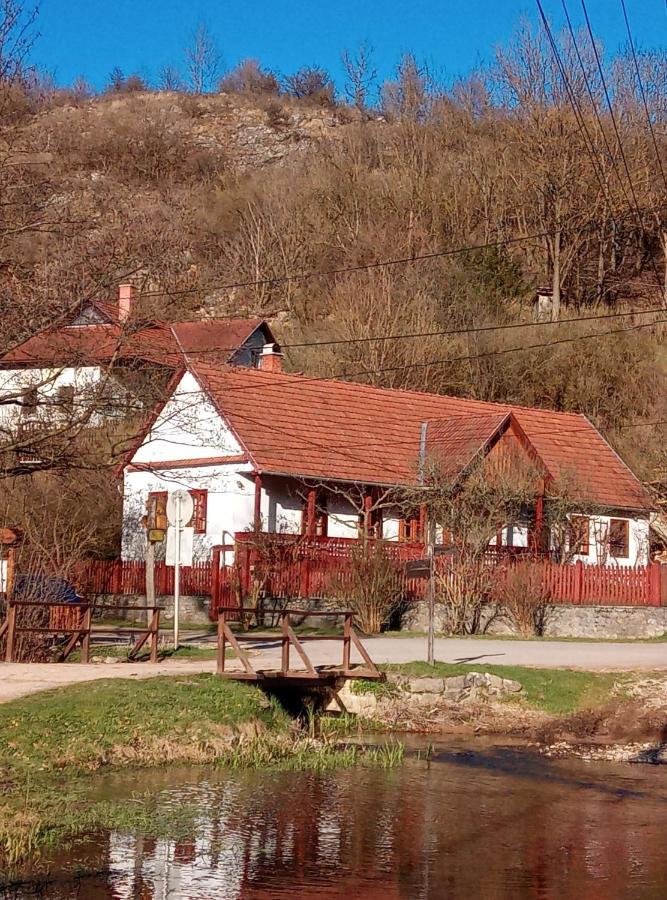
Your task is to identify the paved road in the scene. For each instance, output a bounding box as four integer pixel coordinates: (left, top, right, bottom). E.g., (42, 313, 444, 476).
(1, 637, 666, 703)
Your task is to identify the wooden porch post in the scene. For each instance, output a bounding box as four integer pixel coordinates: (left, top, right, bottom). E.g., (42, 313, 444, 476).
(363, 493, 373, 539)
(419, 504, 427, 544)
(306, 488, 317, 537)
(253, 474, 262, 533)
(532, 495, 544, 553)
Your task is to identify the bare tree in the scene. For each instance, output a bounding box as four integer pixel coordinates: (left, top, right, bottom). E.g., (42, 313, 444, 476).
(0, 0, 37, 85)
(159, 63, 184, 92)
(342, 41, 376, 112)
(184, 22, 221, 94)
(283, 65, 334, 105)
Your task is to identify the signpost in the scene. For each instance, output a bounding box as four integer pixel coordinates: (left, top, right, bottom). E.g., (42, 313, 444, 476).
(166, 490, 194, 650)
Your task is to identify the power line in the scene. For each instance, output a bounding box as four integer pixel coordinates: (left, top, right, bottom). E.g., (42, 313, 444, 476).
(558, 0, 632, 217)
(579, 0, 661, 291)
(619, 0, 667, 194)
(137, 203, 665, 300)
(181, 305, 667, 355)
(541, 0, 664, 295)
(166, 312, 666, 400)
(138, 229, 557, 298)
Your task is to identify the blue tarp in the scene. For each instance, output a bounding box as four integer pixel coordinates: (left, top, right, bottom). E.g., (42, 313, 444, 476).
(13, 575, 81, 603)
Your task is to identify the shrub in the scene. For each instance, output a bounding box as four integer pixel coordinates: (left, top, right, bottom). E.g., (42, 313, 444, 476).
(219, 59, 280, 96)
(495, 560, 552, 636)
(283, 66, 335, 106)
(331, 543, 405, 634)
(434, 554, 494, 635)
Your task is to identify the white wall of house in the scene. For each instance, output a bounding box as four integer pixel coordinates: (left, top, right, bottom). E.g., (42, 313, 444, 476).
(133, 372, 236, 462)
(123, 372, 257, 559)
(0, 365, 130, 427)
(488, 514, 649, 565)
(567, 514, 649, 566)
(123, 463, 256, 560)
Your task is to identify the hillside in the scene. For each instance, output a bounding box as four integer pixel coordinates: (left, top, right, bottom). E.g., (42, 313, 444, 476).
(1, 67, 665, 489)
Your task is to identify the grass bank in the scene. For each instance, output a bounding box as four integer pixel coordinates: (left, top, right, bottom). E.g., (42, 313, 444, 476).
(0, 675, 402, 870)
(352, 662, 623, 716)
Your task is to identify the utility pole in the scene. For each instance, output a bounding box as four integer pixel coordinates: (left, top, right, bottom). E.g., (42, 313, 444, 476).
(145, 540, 155, 629)
(426, 514, 436, 666)
(174, 492, 181, 650)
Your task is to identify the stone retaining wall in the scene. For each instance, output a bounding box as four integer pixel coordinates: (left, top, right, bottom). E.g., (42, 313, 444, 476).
(93, 594, 211, 626)
(402, 600, 667, 639)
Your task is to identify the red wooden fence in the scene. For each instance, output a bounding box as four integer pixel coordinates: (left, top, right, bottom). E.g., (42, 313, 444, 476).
(77, 559, 214, 597)
(74, 536, 664, 610)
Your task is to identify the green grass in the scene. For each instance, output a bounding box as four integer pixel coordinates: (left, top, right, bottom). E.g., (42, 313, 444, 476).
(68, 643, 222, 662)
(377, 662, 621, 715)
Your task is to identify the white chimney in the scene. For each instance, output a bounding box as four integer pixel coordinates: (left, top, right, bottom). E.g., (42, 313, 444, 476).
(118, 283, 135, 323)
(258, 343, 284, 373)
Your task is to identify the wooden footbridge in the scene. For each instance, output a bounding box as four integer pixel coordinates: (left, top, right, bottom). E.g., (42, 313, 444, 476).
(216, 607, 382, 687)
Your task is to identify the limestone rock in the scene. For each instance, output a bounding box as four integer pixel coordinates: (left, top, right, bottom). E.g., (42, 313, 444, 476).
(407, 677, 445, 694)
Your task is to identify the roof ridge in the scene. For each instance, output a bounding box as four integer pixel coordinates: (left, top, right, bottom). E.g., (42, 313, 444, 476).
(196, 361, 588, 421)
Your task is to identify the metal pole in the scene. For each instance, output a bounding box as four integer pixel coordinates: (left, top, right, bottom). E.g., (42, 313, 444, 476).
(427, 516, 436, 667)
(174, 493, 181, 650)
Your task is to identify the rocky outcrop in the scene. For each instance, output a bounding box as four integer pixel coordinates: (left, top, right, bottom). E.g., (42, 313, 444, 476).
(334, 671, 523, 718)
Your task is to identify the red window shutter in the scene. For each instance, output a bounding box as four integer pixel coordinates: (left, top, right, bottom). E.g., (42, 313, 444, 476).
(188, 490, 208, 534)
(148, 491, 168, 531)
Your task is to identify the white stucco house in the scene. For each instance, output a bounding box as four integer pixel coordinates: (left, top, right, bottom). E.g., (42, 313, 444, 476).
(121, 353, 655, 567)
(0, 283, 277, 465)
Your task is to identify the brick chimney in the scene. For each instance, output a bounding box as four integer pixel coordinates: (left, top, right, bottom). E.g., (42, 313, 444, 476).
(118, 283, 135, 323)
(258, 343, 284, 373)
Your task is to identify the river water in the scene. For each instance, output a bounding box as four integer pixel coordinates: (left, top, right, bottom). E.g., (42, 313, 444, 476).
(5, 743, 667, 899)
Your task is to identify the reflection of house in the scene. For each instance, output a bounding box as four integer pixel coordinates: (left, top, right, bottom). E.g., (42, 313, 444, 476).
(121, 355, 653, 565)
(0, 283, 277, 462)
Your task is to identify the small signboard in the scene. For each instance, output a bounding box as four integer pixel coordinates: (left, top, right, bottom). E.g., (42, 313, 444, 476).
(405, 559, 432, 579)
(166, 526, 194, 567)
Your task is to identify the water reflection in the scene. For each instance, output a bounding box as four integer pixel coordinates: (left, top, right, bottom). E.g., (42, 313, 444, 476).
(5, 748, 667, 899)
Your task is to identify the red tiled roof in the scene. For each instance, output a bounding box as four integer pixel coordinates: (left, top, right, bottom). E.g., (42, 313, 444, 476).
(171, 319, 263, 357)
(1, 316, 265, 367)
(424, 412, 512, 480)
(190, 363, 653, 511)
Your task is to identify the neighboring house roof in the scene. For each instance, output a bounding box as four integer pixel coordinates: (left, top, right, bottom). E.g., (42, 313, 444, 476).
(170, 318, 265, 360)
(177, 363, 653, 512)
(0, 306, 269, 369)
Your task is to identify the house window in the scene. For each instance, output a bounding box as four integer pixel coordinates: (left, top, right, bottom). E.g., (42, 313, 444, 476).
(147, 491, 168, 531)
(399, 518, 421, 542)
(608, 519, 629, 559)
(569, 516, 590, 556)
(358, 508, 382, 539)
(21, 388, 38, 418)
(56, 385, 75, 417)
(188, 489, 208, 534)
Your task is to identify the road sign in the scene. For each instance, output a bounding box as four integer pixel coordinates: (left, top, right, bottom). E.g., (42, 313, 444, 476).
(405, 559, 432, 579)
(166, 490, 194, 527)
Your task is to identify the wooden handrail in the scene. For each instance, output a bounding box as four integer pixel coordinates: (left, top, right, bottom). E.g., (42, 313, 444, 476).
(217, 605, 354, 616)
(216, 606, 381, 681)
(1, 601, 162, 664)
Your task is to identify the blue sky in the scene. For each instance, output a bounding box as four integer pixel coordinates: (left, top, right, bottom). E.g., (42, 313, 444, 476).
(31, 0, 665, 91)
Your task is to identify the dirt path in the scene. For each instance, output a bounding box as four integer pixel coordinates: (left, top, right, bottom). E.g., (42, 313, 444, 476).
(2, 635, 667, 703)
